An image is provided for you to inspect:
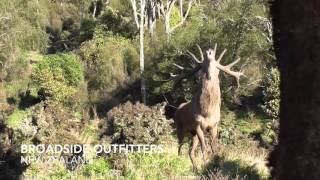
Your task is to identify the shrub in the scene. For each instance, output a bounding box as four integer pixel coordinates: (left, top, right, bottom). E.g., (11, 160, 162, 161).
(7, 103, 85, 147)
(218, 109, 276, 148)
(79, 30, 139, 104)
(6, 109, 31, 129)
(31, 53, 84, 104)
(98, 8, 137, 38)
(5, 109, 37, 146)
(219, 110, 249, 146)
(261, 67, 280, 120)
(107, 101, 173, 144)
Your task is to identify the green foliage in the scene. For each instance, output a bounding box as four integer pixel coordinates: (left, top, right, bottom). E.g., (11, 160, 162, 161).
(31, 53, 84, 103)
(169, 6, 181, 28)
(6, 103, 84, 147)
(261, 67, 280, 120)
(170, 5, 205, 49)
(79, 30, 139, 103)
(148, 0, 272, 104)
(219, 108, 275, 148)
(124, 153, 192, 179)
(98, 8, 137, 38)
(148, 6, 206, 102)
(82, 121, 100, 140)
(83, 157, 111, 176)
(199, 0, 272, 98)
(6, 109, 31, 129)
(219, 110, 251, 146)
(4, 80, 30, 102)
(107, 102, 173, 144)
(0, 0, 49, 75)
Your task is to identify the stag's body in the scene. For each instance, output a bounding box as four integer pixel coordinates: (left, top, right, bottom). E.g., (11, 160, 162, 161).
(173, 44, 243, 170)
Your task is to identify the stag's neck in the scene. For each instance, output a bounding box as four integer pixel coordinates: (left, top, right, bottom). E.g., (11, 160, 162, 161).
(192, 74, 221, 117)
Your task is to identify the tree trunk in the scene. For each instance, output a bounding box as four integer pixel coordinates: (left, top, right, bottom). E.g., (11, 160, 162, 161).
(130, 0, 147, 104)
(270, 1, 320, 179)
(140, 0, 147, 104)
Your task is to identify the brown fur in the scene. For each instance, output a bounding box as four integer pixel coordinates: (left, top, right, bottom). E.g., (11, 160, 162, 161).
(174, 47, 242, 170)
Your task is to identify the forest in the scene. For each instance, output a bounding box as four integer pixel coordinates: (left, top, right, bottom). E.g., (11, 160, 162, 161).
(0, 0, 279, 179)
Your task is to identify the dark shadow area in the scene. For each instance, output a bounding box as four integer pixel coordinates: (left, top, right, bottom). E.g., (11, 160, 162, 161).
(227, 87, 265, 119)
(0, 149, 27, 180)
(251, 131, 277, 150)
(202, 155, 262, 180)
(46, 17, 95, 54)
(93, 80, 141, 117)
(0, 118, 27, 180)
(6, 97, 17, 106)
(18, 90, 41, 110)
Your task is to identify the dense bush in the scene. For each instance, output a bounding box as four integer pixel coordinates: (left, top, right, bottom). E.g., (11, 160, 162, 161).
(107, 101, 173, 144)
(98, 8, 137, 38)
(31, 53, 84, 104)
(0, 0, 49, 80)
(6, 109, 32, 130)
(218, 108, 273, 147)
(6, 102, 92, 151)
(261, 67, 280, 120)
(79, 29, 139, 103)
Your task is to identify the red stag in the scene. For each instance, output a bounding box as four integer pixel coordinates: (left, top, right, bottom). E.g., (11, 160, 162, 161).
(173, 44, 244, 170)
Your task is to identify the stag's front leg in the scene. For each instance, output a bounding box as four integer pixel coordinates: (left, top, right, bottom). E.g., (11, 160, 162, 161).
(196, 125, 206, 164)
(189, 133, 199, 171)
(195, 116, 207, 163)
(209, 125, 218, 154)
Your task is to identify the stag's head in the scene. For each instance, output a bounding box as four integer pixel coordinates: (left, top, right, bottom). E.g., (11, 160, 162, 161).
(187, 44, 245, 87)
(169, 43, 244, 87)
(202, 47, 225, 79)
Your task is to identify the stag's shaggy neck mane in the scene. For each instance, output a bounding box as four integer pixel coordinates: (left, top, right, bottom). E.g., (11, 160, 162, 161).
(194, 67, 221, 118)
(192, 62, 221, 117)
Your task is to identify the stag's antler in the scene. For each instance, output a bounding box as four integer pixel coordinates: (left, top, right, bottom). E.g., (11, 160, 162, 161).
(166, 43, 245, 87)
(166, 44, 203, 82)
(215, 59, 244, 87)
(187, 44, 204, 64)
(206, 43, 245, 87)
